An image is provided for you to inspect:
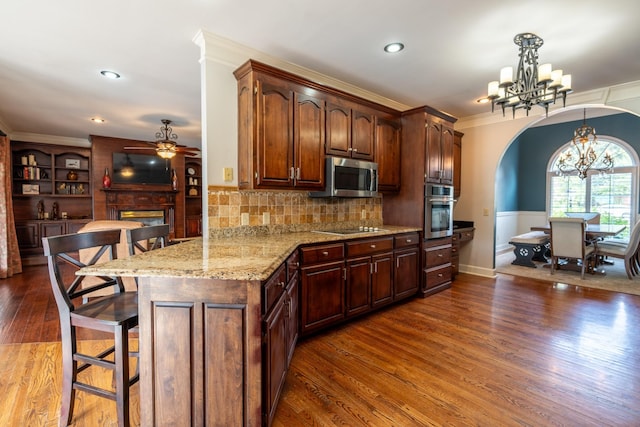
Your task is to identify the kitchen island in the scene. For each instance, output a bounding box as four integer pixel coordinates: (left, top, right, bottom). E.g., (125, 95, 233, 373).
(78, 225, 420, 426)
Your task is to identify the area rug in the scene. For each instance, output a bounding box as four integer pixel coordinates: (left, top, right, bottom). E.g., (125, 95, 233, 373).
(495, 251, 640, 296)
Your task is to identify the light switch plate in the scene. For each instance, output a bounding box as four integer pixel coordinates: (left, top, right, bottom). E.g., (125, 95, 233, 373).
(223, 167, 233, 182)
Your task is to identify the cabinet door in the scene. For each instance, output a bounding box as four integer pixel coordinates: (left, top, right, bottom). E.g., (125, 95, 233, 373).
(453, 131, 462, 198)
(394, 248, 419, 300)
(346, 256, 372, 317)
(41, 221, 66, 239)
(325, 101, 351, 157)
(15, 222, 39, 250)
(300, 260, 345, 335)
(351, 110, 374, 160)
(293, 93, 325, 188)
(256, 79, 294, 187)
(285, 272, 299, 366)
(440, 124, 454, 184)
(263, 294, 287, 425)
(425, 119, 443, 183)
(375, 117, 401, 192)
(371, 253, 393, 308)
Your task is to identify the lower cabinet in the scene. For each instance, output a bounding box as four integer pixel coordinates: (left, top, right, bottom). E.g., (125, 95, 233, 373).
(393, 233, 420, 299)
(16, 219, 91, 264)
(262, 251, 299, 426)
(422, 236, 452, 296)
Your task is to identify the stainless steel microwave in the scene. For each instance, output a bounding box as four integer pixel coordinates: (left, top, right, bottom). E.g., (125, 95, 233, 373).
(309, 156, 378, 198)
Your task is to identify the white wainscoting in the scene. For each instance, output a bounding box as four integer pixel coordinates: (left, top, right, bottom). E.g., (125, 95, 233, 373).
(495, 211, 548, 254)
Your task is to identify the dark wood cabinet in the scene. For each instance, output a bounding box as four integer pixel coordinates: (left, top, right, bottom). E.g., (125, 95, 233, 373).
(299, 243, 345, 335)
(425, 116, 454, 185)
(393, 233, 420, 299)
(262, 250, 299, 426)
(453, 130, 463, 198)
(422, 236, 452, 296)
(452, 227, 474, 278)
(375, 117, 402, 192)
(326, 100, 375, 161)
(345, 236, 393, 317)
(16, 219, 91, 263)
(235, 62, 324, 190)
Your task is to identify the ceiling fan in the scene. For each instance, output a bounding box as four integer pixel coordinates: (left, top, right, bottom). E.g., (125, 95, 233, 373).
(124, 119, 200, 159)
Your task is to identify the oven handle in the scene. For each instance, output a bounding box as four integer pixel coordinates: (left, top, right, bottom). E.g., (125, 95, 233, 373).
(427, 198, 455, 203)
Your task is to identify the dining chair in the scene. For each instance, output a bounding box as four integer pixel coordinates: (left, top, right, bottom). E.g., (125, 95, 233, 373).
(596, 220, 640, 279)
(126, 224, 170, 288)
(549, 217, 596, 279)
(42, 229, 139, 427)
(126, 223, 170, 256)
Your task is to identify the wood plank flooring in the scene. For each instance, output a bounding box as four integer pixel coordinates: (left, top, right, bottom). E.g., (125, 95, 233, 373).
(1, 266, 640, 426)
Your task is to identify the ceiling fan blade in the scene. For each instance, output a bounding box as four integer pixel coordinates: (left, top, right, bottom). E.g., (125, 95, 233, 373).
(123, 146, 155, 150)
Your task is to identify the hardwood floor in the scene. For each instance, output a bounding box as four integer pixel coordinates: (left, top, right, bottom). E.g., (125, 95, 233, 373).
(1, 266, 640, 426)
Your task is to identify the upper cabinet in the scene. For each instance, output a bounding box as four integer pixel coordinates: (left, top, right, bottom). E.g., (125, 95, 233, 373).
(235, 63, 324, 190)
(234, 60, 401, 191)
(375, 117, 402, 192)
(453, 130, 463, 198)
(326, 99, 374, 160)
(425, 115, 454, 185)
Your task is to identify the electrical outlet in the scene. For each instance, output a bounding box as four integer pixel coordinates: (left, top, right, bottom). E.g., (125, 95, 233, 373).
(223, 167, 233, 182)
(241, 212, 249, 226)
(361, 209, 366, 220)
(263, 212, 270, 225)
(483, 208, 489, 216)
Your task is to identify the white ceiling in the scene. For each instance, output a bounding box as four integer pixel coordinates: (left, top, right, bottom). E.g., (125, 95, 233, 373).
(1, 0, 639, 148)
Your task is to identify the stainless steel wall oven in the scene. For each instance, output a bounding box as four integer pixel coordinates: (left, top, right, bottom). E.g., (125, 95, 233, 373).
(424, 183, 454, 239)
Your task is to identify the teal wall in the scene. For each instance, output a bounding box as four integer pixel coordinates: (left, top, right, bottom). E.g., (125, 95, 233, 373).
(497, 112, 640, 212)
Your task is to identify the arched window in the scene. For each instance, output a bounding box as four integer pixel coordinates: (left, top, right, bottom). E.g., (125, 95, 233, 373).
(547, 136, 638, 240)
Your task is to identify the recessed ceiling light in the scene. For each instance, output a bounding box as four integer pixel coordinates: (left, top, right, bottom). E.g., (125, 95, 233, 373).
(91, 117, 105, 123)
(384, 42, 404, 53)
(100, 70, 121, 79)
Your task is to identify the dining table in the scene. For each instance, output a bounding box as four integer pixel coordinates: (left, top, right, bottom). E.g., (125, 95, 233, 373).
(530, 223, 627, 275)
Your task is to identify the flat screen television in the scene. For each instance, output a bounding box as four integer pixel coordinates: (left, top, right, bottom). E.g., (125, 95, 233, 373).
(112, 152, 172, 185)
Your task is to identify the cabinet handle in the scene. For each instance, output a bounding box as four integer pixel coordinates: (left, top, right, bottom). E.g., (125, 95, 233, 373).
(289, 167, 295, 180)
(438, 273, 443, 278)
(370, 244, 376, 249)
(406, 239, 412, 243)
(343, 268, 346, 281)
(437, 253, 443, 257)
(321, 251, 329, 256)
(296, 167, 300, 180)
(348, 147, 353, 152)
(353, 148, 358, 152)
(278, 281, 285, 288)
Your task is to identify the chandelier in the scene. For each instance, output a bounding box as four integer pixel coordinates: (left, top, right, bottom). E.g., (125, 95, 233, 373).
(487, 33, 572, 118)
(557, 109, 614, 179)
(155, 119, 178, 159)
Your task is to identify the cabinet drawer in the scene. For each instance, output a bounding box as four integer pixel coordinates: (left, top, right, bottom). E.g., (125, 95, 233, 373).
(425, 264, 451, 288)
(346, 237, 393, 257)
(425, 246, 451, 267)
(263, 263, 287, 315)
(460, 230, 474, 241)
(394, 233, 419, 249)
(300, 243, 344, 265)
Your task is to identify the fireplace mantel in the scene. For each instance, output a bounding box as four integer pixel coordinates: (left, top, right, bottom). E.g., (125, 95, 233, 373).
(103, 188, 177, 236)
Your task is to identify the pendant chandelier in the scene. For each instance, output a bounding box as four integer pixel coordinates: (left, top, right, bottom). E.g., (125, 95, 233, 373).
(487, 33, 572, 118)
(557, 109, 614, 179)
(155, 119, 178, 159)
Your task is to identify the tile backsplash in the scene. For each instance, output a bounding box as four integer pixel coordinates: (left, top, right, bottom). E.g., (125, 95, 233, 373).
(207, 189, 382, 237)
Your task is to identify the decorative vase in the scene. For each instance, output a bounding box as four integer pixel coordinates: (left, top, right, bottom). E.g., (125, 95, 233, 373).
(67, 170, 78, 180)
(102, 168, 111, 189)
(171, 169, 178, 191)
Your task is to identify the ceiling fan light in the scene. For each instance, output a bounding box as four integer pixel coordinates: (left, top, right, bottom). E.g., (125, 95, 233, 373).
(157, 148, 176, 159)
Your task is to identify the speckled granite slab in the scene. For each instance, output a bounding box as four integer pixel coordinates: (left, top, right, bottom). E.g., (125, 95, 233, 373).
(78, 226, 420, 282)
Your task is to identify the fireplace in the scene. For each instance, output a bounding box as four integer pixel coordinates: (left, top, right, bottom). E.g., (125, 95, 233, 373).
(104, 189, 175, 237)
(119, 210, 165, 227)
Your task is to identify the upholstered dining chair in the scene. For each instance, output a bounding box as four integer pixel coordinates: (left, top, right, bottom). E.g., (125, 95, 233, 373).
(42, 229, 139, 427)
(549, 217, 596, 279)
(596, 220, 640, 279)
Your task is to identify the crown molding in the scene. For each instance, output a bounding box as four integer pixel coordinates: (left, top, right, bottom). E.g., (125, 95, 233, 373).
(9, 132, 90, 147)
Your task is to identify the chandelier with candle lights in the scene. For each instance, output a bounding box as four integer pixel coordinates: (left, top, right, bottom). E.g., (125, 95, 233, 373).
(557, 109, 614, 179)
(487, 33, 572, 118)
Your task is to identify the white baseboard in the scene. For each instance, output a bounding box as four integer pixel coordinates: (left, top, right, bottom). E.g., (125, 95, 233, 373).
(459, 263, 496, 278)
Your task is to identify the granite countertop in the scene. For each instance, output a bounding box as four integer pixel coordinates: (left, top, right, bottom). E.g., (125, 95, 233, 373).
(78, 225, 420, 282)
